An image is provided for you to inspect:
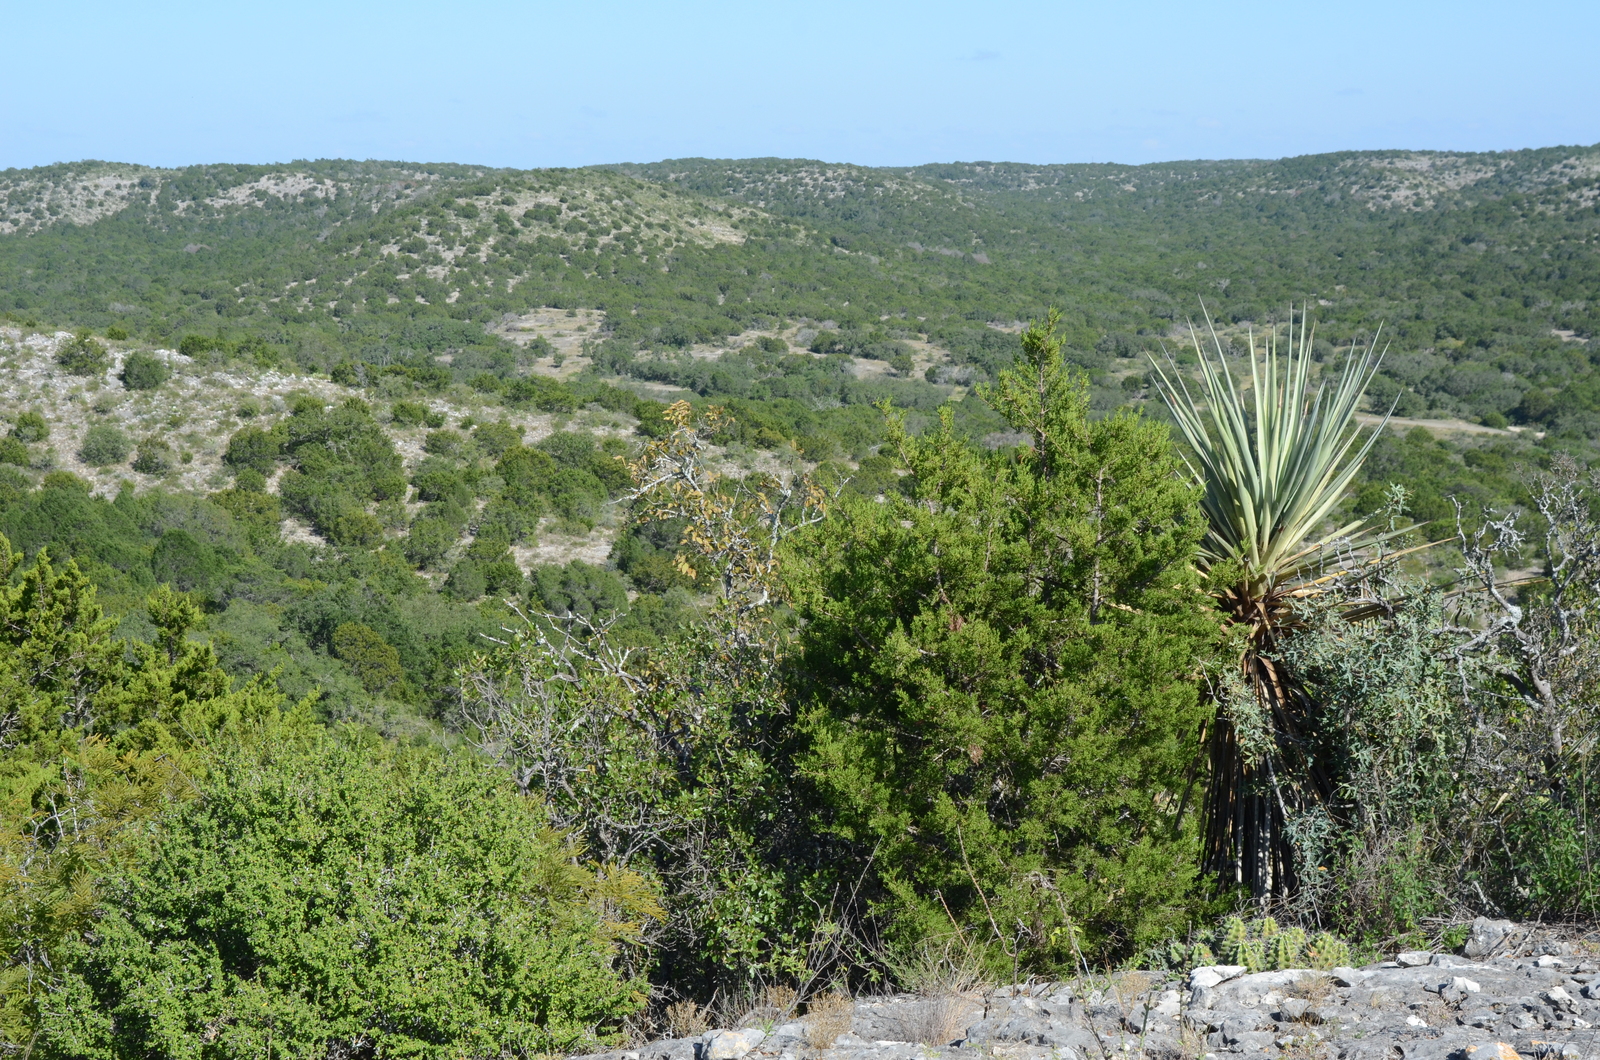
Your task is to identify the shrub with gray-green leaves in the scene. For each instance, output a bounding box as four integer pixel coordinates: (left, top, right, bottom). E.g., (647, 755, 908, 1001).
(77, 424, 131, 466)
(130, 437, 174, 475)
(55, 333, 109, 376)
(9, 412, 48, 443)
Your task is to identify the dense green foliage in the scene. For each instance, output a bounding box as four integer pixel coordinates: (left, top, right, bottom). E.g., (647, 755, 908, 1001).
(53, 333, 107, 376)
(0, 470, 498, 726)
(0, 534, 652, 1057)
(0, 536, 299, 1048)
(41, 732, 652, 1060)
(77, 424, 129, 466)
(787, 318, 1215, 968)
(117, 350, 169, 390)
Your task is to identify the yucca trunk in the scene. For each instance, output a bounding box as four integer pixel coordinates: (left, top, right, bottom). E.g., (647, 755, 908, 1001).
(1202, 651, 1337, 901)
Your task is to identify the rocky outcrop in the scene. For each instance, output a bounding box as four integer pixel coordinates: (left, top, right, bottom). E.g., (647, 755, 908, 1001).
(576, 923, 1600, 1060)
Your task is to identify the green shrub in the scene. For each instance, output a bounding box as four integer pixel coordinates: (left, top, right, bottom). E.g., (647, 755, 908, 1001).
(634, 400, 670, 438)
(272, 400, 404, 545)
(404, 516, 459, 569)
(40, 733, 653, 1058)
(331, 621, 405, 695)
(55, 332, 109, 376)
(149, 528, 221, 594)
(0, 543, 300, 1053)
(177, 334, 220, 359)
(544, 467, 606, 525)
(1499, 798, 1600, 917)
(391, 399, 429, 426)
(0, 438, 27, 467)
(411, 459, 471, 505)
(236, 336, 281, 368)
(329, 360, 367, 386)
(424, 428, 463, 456)
(506, 375, 578, 412)
(483, 559, 525, 598)
(445, 561, 488, 600)
(209, 485, 281, 548)
(538, 430, 631, 495)
(78, 424, 131, 466)
(789, 316, 1214, 970)
(614, 520, 698, 593)
(223, 425, 281, 473)
(103, 326, 129, 341)
(496, 444, 557, 507)
(473, 419, 522, 456)
(10, 412, 48, 443)
(119, 351, 170, 391)
(130, 437, 174, 475)
(529, 561, 628, 620)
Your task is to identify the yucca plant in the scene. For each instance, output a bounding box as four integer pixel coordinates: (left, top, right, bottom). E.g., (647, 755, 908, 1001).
(1151, 305, 1394, 901)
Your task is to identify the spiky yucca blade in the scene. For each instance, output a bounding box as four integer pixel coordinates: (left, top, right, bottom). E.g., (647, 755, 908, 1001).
(1149, 306, 1394, 598)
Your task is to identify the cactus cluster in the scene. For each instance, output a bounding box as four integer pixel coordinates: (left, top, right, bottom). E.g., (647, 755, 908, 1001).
(1306, 932, 1352, 970)
(1203, 916, 1350, 971)
(1149, 917, 1356, 973)
(1166, 939, 1216, 968)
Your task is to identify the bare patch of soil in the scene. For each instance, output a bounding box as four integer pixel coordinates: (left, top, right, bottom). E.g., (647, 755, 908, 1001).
(514, 525, 615, 571)
(487, 308, 606, 378)
(1354, 412, 1512, 437)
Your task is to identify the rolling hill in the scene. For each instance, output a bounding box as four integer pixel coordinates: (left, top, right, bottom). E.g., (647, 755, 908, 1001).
(0, 145, 1597, 725)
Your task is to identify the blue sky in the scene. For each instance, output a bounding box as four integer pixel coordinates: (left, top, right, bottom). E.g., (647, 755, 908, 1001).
(4, 0, 1596, 170)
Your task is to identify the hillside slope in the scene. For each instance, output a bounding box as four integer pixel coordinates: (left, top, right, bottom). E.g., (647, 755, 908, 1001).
(1, 146, 1596, 733)
(2, 146, 1597, 437)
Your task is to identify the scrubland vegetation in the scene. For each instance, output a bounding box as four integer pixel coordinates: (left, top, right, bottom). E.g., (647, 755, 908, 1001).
(1, 147, 1599, 1055)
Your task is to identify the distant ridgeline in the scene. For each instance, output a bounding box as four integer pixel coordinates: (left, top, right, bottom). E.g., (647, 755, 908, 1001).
(2, 147, 1600, 437)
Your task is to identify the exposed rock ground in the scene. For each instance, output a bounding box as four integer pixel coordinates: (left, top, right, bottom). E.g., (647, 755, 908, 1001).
(578, 921, 1600, 1060)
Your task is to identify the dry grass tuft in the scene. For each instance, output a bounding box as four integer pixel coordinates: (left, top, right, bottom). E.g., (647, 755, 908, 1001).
(896, 995, 981, 1047)
(1177, 1016, 1210, 1058)
(665, 1000, 710, 1039)
(882, 935, 991, 996)
(735, 984, 798, 1028)
(804, 992, 855, 1048)
(1108, 971, 1157, 1012)
(1286, 974, 1334, 1006)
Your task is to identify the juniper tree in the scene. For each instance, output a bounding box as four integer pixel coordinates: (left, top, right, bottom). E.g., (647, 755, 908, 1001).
(786, 311, 1216, 969)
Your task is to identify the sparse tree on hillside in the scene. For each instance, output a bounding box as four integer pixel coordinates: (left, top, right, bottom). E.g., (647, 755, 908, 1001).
(54, 333, 108, 377)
